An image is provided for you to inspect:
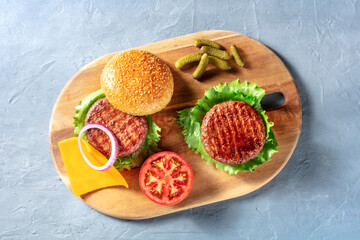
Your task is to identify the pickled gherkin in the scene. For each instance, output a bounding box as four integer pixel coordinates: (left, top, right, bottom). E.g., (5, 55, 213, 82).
(194, 39, 222, 49)
(193, 53, 209, 79)
(200, 46, 230, 60)
(208, 56, 231, 71)
(230, 44, 245, 67)
(175, 53, 202, 69)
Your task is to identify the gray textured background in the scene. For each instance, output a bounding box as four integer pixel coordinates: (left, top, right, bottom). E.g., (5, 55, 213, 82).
(1, 0, 359, 239)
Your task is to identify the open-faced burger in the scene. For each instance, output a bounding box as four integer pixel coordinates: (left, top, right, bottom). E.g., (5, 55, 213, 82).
(201, 101, 266, 165)
(177, 79, 278, 174)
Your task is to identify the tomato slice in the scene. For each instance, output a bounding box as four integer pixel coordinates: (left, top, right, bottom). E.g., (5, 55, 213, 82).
(139, 151, 193, 205)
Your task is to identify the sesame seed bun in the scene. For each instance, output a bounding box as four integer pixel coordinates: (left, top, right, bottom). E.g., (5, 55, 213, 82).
(100, 49, 174, 116)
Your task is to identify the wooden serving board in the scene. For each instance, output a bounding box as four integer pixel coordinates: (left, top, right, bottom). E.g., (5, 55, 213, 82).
(49, 31, 302, 219)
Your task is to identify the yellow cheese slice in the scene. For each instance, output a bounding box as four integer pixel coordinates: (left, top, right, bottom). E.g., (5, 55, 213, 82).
(58, 137, 128, 196)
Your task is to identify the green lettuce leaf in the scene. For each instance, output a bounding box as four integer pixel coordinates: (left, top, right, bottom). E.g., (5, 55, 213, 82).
(73, 89, 105, 137)
(73, 90, 161, 170)
(176, 79, 278, 174)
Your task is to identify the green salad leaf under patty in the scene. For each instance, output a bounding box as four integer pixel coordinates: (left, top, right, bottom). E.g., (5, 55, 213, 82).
(176, 79, 278, 174)
(73, 89, 161, 171)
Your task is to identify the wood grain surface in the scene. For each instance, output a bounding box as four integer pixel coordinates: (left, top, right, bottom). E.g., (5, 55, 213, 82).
(49, 30, 302, 220)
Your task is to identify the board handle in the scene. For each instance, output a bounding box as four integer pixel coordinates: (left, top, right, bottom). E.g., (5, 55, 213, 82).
(260, 92, 285, 110)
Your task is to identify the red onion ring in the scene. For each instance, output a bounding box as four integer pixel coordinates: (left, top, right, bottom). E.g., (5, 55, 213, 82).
(77, 123, 119, 171)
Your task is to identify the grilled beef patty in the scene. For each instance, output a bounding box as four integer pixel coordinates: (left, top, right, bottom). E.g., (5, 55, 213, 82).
(201, 101, 266, 165)
(85, 98, 148, 158)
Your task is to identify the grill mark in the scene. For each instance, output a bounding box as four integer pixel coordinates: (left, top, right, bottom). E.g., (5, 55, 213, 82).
(131, 121, 143, 135)
(119, 121, 145, 147)
(235, 103, 246, 160)
(250, 110, 259, 150)
(232, 104, 243, 161)
(241, 106, 250, 157)
(216, 107, 231, 162)
(212, 112, 224, 158)
(256, 118, 264, 146)
(246, 105, 264, 158)
(247, 107, 260, 153)
(207, 119, 218, 156)
(224, 106, 239, 161)
(255, 115, 265, 149)
(245, 106, 256, 158)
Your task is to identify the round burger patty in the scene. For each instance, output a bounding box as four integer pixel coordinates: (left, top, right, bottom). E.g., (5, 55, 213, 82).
(85, 98, 148, 158)
(201, 101, 266, 165)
